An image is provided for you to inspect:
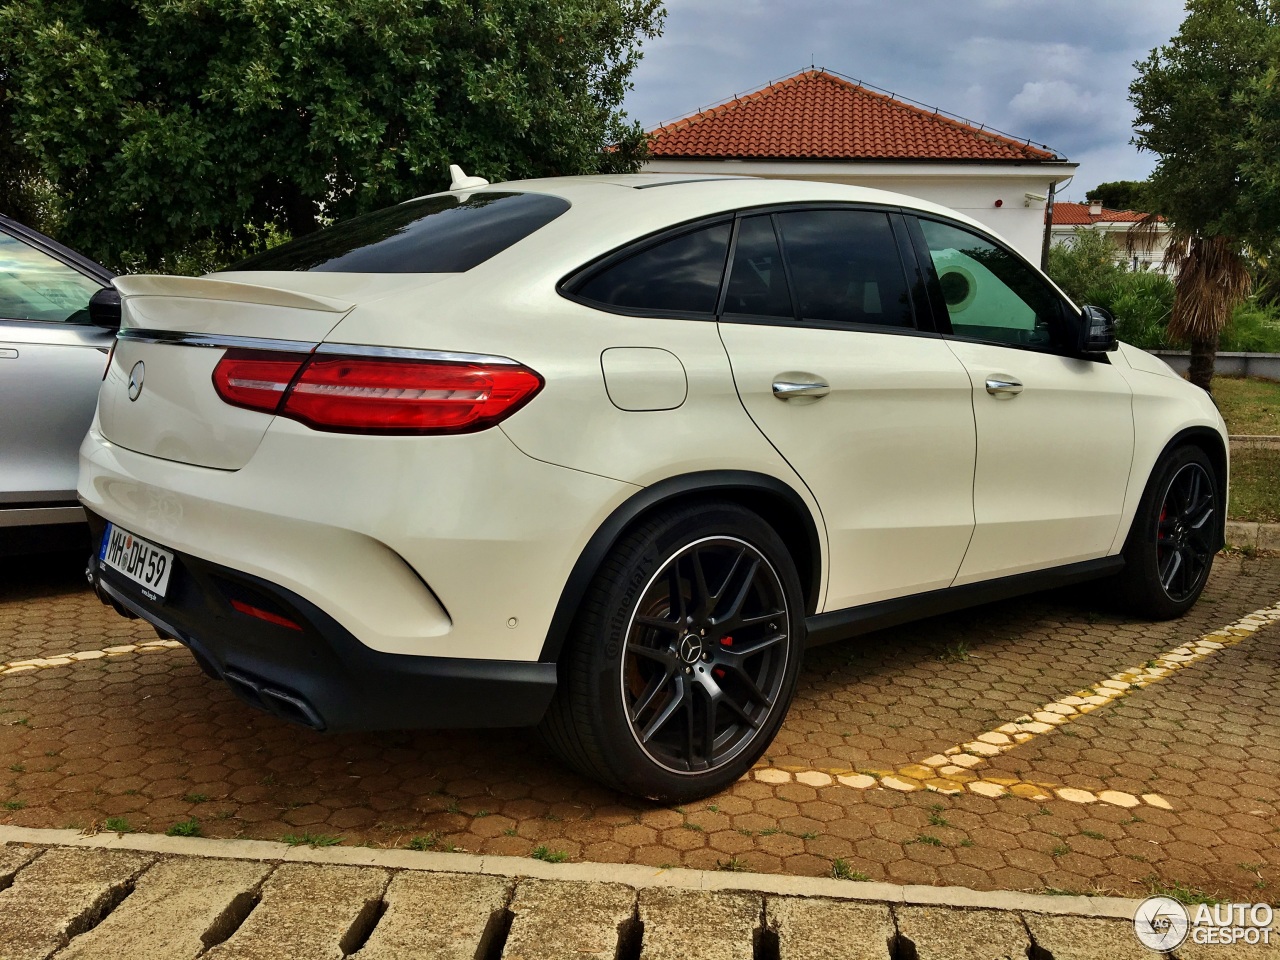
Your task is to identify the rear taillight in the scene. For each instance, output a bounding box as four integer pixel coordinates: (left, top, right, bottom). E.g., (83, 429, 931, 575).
(212, 350, 543, 435)
(212, 350, 308, 414)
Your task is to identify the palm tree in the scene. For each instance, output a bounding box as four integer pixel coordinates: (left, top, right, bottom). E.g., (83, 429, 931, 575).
(1162, 231, 1252, 393)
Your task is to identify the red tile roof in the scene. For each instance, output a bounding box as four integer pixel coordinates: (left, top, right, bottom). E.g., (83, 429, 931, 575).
(1051, 202, 1160, 225)
(648, 70, 1061, 163)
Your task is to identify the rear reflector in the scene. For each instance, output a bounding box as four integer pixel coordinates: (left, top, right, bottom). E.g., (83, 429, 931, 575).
(212, 350, 543, 435)
(230, 598, 303, 631)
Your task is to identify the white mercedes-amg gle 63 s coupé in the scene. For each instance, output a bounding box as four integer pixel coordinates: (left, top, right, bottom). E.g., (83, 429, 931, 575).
(80, 172, 1228, 801)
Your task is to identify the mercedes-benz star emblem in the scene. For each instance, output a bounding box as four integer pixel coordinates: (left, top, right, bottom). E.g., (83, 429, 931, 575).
(678, 635, 704, 665)
(127, 361, 145, 402)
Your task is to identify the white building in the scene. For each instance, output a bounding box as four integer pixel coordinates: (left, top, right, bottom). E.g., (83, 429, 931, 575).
(642, 69, 1078, 263)
(1049, 201, 1173, 274)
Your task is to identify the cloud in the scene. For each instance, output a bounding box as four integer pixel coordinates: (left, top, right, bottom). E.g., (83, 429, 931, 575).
(624, 0, 1190, 188)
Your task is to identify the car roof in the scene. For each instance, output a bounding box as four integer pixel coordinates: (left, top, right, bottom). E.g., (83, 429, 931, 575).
(472, 174, 1002, 241)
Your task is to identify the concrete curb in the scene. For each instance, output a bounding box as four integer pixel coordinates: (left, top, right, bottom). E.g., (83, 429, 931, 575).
(0, 824, 1141, 921)
(1225, 520, 1280, 552)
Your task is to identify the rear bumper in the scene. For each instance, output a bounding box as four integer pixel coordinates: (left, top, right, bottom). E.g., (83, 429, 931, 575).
(87, 512, 556, 732)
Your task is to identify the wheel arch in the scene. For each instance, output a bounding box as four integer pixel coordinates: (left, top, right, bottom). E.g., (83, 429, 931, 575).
(538, 471, 823, 662)
(1126, 425, 1228, 552)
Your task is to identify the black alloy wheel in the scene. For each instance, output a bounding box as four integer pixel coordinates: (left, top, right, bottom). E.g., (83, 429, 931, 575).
(1115, 444, 1221, 619)
(539, 500, 805, 801)
(621, 536, 790, 774)
(1154, 460, 1217, 603)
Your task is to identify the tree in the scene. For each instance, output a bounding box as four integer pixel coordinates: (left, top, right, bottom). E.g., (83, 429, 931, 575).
(1130, 0, 1280, 391)
(1085, 180, 1153, 213)
(0, 0, 664, 270)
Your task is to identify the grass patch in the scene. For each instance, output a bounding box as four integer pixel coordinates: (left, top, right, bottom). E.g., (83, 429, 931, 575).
(182, 793, 209, 804)
(3, 800, 25, 811)
(1051, 843, 1071, 857)
(281, 833, 341, 847)
(408, 833, 437, 850)
(1226, 448, 1280, 523)
(928, 811, 950, 828)
(716, 857, 747, 872)
(531, 845, 568, 863)
(1081, 829, 1106, 840)
(103, 816, 132, 833)
(1213, 377, 1280, 436)
(911, 834, 943, 847)
(166, 817, 201, 837)
(832, 859, 869, 881)
(1144, 875, 1221, 905)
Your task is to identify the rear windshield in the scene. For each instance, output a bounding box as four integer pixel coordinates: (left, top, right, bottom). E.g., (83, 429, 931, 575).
(232, 192, 570, 273)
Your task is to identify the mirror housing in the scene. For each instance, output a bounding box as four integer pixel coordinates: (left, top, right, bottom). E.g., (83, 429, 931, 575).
(1078, 304, 1118, 353)
(88, 286, 121, 330)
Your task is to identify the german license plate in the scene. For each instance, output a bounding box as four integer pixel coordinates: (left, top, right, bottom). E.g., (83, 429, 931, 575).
(99, 522, 174, 601)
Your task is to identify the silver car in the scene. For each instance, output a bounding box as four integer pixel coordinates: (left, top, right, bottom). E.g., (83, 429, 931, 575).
(0, 214, 118, 553)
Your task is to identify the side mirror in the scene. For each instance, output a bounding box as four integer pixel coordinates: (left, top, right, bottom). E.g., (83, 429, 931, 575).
(88, 286, 121, 330)
(1078, 305, 1118, 353)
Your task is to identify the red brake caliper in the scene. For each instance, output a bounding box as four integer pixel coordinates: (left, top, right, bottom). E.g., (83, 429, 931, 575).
(1158, 505, 1167, 540)
(714, 637, 732, 678)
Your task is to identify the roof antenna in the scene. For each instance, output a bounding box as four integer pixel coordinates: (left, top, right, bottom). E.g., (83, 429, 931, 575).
(449, 164, 489, 191)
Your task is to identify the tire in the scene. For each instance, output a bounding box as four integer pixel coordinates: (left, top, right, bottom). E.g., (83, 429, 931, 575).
(1114, 445, 1221, 620)
(539, 500, 805, 801)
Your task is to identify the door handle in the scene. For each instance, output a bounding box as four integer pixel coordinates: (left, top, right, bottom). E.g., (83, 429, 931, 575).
(985, 375, 1023, 398)
(772, 379, 830, 400)
(0, 348, 16, 359)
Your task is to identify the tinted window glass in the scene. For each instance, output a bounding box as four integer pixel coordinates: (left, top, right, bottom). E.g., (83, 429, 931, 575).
(724, 216, 792, 318)
(775, 210, 913, 327)
(575, 222, 731, 315)
(233, 192, 570, 273)
(0, 231, 101, 323)
(918, 219, 1066, 348)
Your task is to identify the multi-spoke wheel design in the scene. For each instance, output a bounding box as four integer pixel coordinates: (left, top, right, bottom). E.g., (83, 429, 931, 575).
(539, 501, 803, 801)
(621, 536, 790, 774)
(1115, 445, 1221, 620)
(1155, 461, 1216, 603)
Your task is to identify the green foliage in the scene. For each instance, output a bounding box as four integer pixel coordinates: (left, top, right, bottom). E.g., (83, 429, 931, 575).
(1046, 230, 1124, 304)
(531, 845, 568, 863)
(0, 0, 664, 271)
(1221, 299, 1280, 351)
(1130, 0, 1280, 249)
(165, 817, 201, 837)
(1085, 180, 1153, 213)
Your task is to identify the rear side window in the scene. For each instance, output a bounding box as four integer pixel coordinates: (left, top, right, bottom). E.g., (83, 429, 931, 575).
(724, 216, 792, 319)
(233, 192, 570, 273)
(572, 222, 731, 316)
(775, 210, 914, 328)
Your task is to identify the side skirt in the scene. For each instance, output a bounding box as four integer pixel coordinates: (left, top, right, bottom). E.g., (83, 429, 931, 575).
(804, 556, 1125, 648)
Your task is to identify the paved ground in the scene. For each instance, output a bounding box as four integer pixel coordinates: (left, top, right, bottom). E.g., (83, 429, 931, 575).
(0, 832, 1187, 960)
(2, 550, 1279, 904)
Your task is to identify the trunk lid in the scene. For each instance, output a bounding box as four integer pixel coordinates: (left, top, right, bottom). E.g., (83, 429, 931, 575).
(98, 275, 354, 470)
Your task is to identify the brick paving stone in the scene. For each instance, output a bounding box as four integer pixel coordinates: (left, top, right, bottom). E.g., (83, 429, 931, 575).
(58, 856, 271, 960)
(768, 896, 894, 960)
(893, 905, 1032, 960)
(637, 888, 760, 960)
(203, 863, 388, 960)
(3, 553, 1280, 899)
(356, 872, 511, 960)
(0, 847, 155, 960)
(503, 879, 634, 960)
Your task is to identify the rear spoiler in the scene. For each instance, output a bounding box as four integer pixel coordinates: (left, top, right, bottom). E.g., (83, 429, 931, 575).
(113, 275, 354, 314)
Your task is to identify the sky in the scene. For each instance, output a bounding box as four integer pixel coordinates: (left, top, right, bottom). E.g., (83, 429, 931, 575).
(622, 0, 1188, 201)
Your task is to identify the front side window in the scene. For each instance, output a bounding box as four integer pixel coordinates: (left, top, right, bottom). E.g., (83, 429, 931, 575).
(572, 221, 731, 316)
(233, 192, 570, 273)
(0, 231, 101, 323)
(774, 210, 914, 328)
(917, 219, 1066, 349)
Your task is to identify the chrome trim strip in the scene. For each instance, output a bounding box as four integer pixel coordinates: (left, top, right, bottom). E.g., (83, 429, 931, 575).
(117, 329, 318, 353)
(314, 343, 520, 365)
